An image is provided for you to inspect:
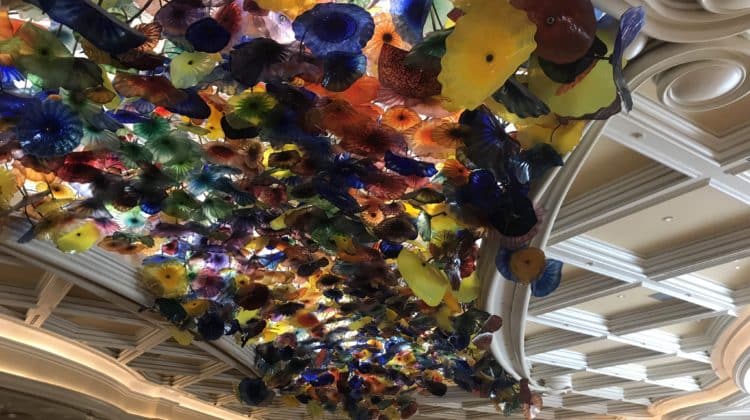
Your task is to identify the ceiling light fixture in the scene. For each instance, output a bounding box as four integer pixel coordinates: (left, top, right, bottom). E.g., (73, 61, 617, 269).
(617, 294, 625, 298)
(736, 266, 741, 270)
(662, 216, 674, 222)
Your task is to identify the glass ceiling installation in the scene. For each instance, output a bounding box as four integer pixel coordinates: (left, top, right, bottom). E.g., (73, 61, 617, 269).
(0, 0, 643, 418)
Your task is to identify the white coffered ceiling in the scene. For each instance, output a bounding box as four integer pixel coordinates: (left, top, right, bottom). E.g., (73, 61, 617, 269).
(2, 1, 750, 420)
(516, 1, 750, 414)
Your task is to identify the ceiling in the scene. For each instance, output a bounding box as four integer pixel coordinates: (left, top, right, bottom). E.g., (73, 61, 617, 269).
(521, 3, 750, 414)
(1, 2, 750, 420)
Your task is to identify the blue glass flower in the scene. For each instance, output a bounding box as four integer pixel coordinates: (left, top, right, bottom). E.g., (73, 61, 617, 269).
(16, 100, 83, 158)
(322, 51, 366, 92)
(0, 65, 23, 86)
(612, 6, 646, 111)
(293, 3, 374, 56)
(384, 151, 437, 177)
(495, 247, 563, 297)
(186, 18, 231, 53)
(390, 0, 432, 45)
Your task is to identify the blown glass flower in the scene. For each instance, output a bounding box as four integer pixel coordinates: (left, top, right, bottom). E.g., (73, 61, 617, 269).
(292, 3, 375, 56)
(0, 0, 645, 417)
(16, 100, 83, 158)
(439, 0, 537, 110)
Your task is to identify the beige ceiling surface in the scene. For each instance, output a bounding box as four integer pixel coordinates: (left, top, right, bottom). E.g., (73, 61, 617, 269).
(566, 135, 656, 201)
(573, 287, 660, 318)
(586, 186, 750, 256)
(561, 264, 588, 281)
(696, 256, 750, 290)
(657, 319, 713, 337)
(566, 339, 626, 354)
(526, 321, 558, 336)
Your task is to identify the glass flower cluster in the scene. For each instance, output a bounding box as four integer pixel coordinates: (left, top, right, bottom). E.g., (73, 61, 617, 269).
(0, 0, 643, 418)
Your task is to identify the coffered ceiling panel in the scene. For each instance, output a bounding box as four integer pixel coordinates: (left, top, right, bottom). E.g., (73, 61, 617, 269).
(572, 287, 660, 317)
(656, 318, 713, 337)
(526, 321, 558, 336)
(586, 186, 750, 256)
(695, 256, 750, 290)
(566, 340, 625, 355)
(566, 135, 656, 201)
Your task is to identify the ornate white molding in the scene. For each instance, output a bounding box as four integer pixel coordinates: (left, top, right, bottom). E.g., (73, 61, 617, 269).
(647, 309, 750, 419)
(0, 218, 259, 379)
(595, 0, 750, 42)
(0, 314, 246, 420)
(481, 29, 750, 417)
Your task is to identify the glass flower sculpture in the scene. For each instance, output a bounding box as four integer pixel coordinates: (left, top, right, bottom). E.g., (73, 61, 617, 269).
(0, 1, 645, 418)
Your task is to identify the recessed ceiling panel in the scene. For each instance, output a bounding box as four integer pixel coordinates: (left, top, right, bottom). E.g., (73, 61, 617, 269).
(525, 321, 558, 337)
(565, 339, 624, 354)
(694, 256, 750, 290)
(586, 186, 750, 256)
(656, 318, 712, 337)
(572, 287, 660, 318)
(566, 135, 655, 201)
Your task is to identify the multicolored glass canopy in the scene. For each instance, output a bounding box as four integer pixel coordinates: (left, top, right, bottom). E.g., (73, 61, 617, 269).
(0, 0, 643, 418)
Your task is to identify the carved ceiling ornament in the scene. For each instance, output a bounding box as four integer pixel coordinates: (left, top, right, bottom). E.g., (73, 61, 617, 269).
(596, 0, 750, 41)
(481, 34, 750, 418)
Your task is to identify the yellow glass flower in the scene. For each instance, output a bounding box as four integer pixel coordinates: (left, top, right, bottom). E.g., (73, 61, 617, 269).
(203, 104, 224, 140)
(439, 0, 536, 110)
(0, 167, 16, 208)
(53, 221, 102, 254)
(396, 249, 449, 307)
(36, 182, 76, 200)
(228, 90, 277, 126)
(182, 299, 210, 317)
(255, 0, 316, 19)
(450, 272, 480, 303)
(515, 118, 586, 155)
(170, 52, 220, 89)
(527, 26, 618, 118)
(140, 262, 189, 298)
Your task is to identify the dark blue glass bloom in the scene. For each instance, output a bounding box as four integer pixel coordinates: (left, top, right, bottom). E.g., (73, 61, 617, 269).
(186, 18, 231, 53)
(229, 38, 289, 87)
(165, 89, 211, 119)
(293, 3, 374, 56)
(322, 51, 366, 92)
(17, 100, 83, 158)
(197, 312, 226, 341)
(106, 109, 151, 124)
(390, 0, 432, 44)
(531, 259, 563, 297)
(0, 92, 38, 119)
(237, 378, 271, 406)
(612, 7, 645, 111)
(0, 65, 23, 86)
(28, 0, 146, 54)
(384, 151, 437, 177)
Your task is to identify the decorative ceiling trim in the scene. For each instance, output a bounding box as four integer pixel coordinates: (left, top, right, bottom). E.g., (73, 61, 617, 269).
(595, 0, 750, 42)
(0, 218, 259, 379)
(550, 163, 706, 245)
(0, 313, 246, 420)
(482, 32, 750, 417)
(646, 309, 750, 419)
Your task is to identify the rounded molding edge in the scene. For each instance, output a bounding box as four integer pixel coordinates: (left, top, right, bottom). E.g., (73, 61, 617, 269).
(595, 0, 750, 42)
(0, 314, 247, 420)
(654, 56, 750, 112)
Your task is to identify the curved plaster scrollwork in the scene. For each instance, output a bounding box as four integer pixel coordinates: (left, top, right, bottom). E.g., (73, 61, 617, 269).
(479, 32, 750, 415)
(647, 308, 750, 419)
(0, 314, 246, 420)
(594, 0, 750, 42)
